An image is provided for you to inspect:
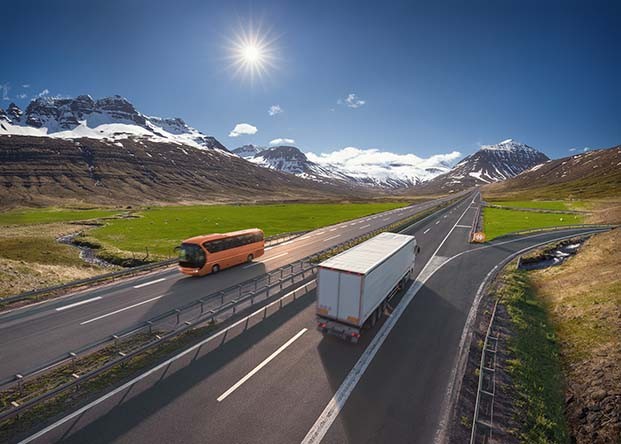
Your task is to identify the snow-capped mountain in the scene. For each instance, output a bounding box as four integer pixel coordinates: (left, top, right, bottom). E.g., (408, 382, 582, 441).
(234, 144, 461, 189)
(0, 95, 228, 152)
(418, 139, 550, 193)
(231, 144, 268, 158)
(245, 145, 356, 184)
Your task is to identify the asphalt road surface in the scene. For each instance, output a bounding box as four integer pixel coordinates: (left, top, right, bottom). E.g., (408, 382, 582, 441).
(0, 193, 463, 381)
(15, 192, 606, 444)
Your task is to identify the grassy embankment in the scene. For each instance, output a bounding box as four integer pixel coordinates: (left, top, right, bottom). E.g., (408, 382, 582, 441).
(494, 230, 620, 443)
(0, 202, 408, 298)
(0, 209, 123, 298)
(483, 206, 584, 240)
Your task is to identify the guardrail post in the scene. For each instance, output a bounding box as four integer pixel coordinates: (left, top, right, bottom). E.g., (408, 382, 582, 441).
(199, 300, 205, 314)
(175, 309, 181, 324)
(254, 278, 258, 291)
(16, 374, 23, 396)
(112, 334, 119, 350)
(280, 268, 284, 279)
(220, 291, 225, 304)
(238, 285, 243, 297)
(69, 352, 77, 373)
(279, 278, 283, 291)
(250, 291, 255, 305)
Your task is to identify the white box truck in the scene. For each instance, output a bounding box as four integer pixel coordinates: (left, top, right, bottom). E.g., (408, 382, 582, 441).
(316, 232, 419, 343)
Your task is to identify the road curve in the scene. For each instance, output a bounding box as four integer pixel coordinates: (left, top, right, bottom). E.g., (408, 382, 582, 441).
(15, 193, 605, 444)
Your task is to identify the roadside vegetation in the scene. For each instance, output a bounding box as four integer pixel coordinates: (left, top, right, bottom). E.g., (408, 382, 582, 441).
(483, 207, 584, 240)
(496, 268, 570, 443)
(0, 223, 112, 298)
(485, 200, 573, 211)
(0, 201, 408, 298)
(528, 230, 621, 443)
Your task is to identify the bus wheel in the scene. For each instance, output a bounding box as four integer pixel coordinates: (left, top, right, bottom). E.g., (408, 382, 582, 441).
(212, 264, 220, 274)
(247, 254, 254, 262)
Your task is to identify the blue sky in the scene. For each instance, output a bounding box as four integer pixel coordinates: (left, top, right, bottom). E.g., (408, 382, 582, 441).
(2, 0, 620, 159)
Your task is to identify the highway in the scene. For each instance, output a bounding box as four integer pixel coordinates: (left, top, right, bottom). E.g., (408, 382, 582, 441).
(13, 192, 605, 444)
(0, 193, 462, 381)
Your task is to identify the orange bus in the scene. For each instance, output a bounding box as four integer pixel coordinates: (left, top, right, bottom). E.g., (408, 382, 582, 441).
(178, 228, 265, 276)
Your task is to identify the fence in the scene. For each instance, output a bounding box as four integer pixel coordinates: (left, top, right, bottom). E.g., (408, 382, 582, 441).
(0, 230, 310, 306)
(470, 298, 500, 444)
(0, 195, 465, 423)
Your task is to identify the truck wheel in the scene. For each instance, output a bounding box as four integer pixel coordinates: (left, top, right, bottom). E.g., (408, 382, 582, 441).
(247, 254, 254, 262)
(212, 264, 220, 273)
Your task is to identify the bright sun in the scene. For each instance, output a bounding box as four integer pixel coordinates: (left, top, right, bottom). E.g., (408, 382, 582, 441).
(227, 23, 277, 83)
(242, 45, 261, 63)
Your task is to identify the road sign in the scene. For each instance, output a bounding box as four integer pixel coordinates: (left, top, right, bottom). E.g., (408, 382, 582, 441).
(472, 232, 486, 243)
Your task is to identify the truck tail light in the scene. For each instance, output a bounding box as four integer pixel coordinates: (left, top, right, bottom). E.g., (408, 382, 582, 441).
(351, 332, 360, 338)
(318, 322, 327, 329)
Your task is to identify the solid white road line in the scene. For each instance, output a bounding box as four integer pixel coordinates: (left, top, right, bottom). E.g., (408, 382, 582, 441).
(55, 296, 102, 312)
(299, 236, 311, 240)
(22, 282, 318, 444)
(324, 234, 341, 242)
(315, 231, 325, 236)
(329, 228, 338, 232)
(359, 224, 371, 230)
(435, 220, 440, 225)
(423, 228, 431, 234)
(216, 328, 308, 402)
(133, 278, 166, 289)
(455, 224, 471, 228)
(301, 200, 475, 444)
(80, 295, 164, 325)
(261, 252, 289, 263)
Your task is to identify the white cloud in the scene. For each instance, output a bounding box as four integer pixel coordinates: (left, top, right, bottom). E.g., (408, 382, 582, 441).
(338, 93, 366, 109)
(583, 147, 590, 152)
(1, 83, 9, 101)
(269, 138, 295, 145)
(268, 105, 283, 116)
(228, 123, 258, 137)
(16, 93, 27, 99)
(569, 148, 576, 152)
(22, 84, 30, 88)
(36, 88, 50, 98)
(306, 146, 462, 182)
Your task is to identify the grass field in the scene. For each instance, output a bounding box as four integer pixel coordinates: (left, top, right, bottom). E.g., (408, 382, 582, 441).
(483, 207, 584, 240)
(89, 202, 408, 257)
(498, 269, 570, 443)
(0, 208, 120, 225)
(486, 200, 571, 211)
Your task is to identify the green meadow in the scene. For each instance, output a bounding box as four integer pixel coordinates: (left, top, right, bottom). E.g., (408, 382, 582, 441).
(486, 200, 571, 211)
(483, 207, 584, 240)
(89, 202, 408, 256)
(0, 208, 120, 225)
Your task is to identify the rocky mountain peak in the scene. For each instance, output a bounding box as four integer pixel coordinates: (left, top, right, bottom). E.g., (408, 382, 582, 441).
(6, 102, 23, 120)
(257, 145, 308, 162)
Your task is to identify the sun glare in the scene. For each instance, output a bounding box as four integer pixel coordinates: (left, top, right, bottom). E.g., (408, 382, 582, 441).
(226, 22, 278, 83)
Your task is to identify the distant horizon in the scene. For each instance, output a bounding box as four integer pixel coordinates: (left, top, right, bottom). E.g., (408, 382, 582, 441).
(3, 93, 613, 164)
(3, 0, 620, 160)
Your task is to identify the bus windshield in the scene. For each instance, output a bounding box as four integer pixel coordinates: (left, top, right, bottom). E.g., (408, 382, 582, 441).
(178, 243, 206, 268)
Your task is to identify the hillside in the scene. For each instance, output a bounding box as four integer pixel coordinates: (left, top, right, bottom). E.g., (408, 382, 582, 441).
(484, 145, 621, 199)
(0, 135, 370, 208)
(415, 139, 549, 194)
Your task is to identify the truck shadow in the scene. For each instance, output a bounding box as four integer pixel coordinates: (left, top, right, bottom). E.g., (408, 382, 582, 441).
(315, 283, 465, 444)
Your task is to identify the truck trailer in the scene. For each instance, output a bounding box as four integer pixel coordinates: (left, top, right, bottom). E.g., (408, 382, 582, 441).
(316, 232, 419, 343)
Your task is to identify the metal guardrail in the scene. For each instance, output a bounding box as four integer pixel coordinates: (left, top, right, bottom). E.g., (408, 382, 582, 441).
(470, 298, 500, 444)
(0, 230, 311, 306)
(0, 196, 464, 423)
